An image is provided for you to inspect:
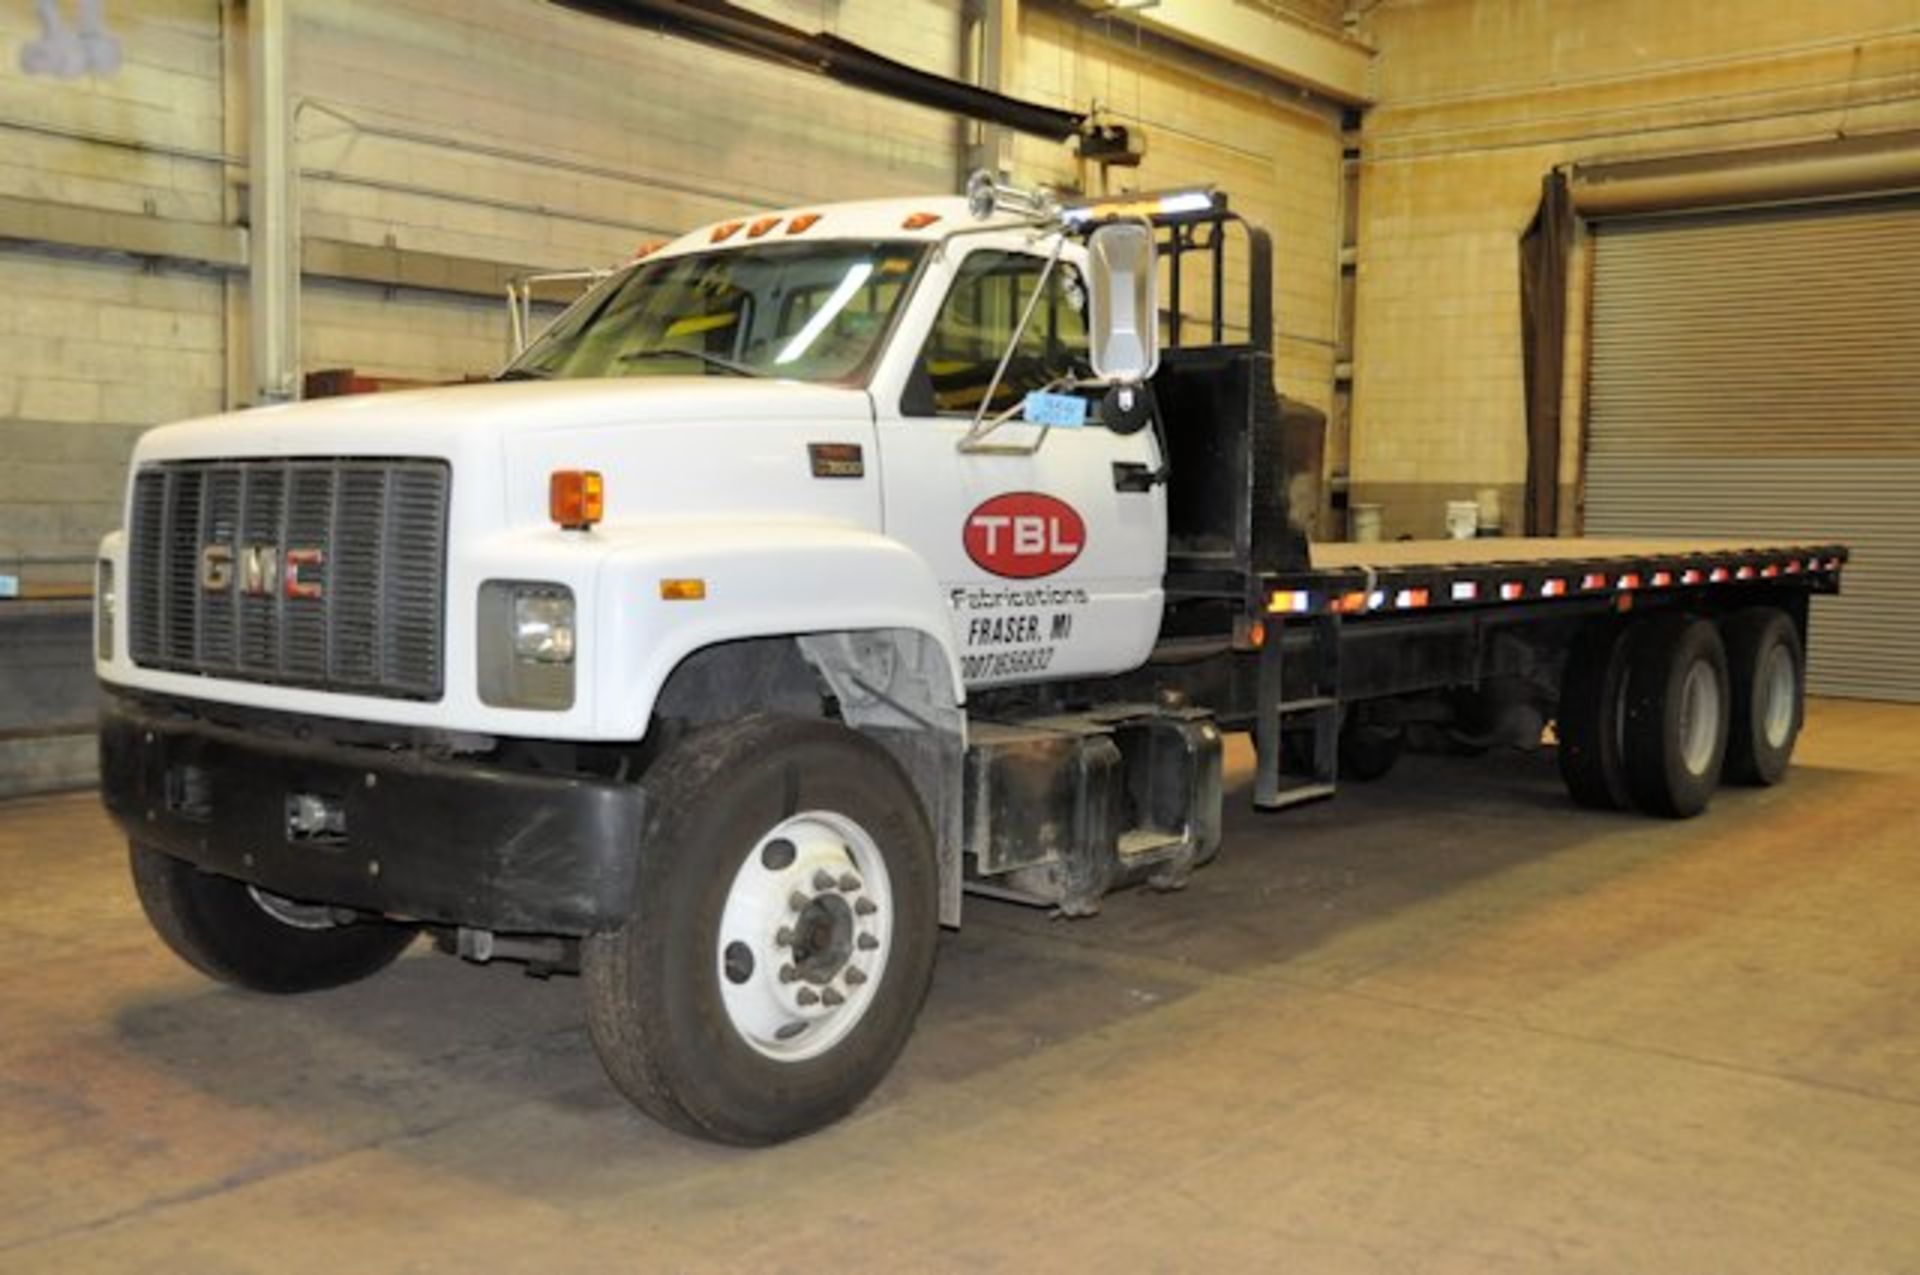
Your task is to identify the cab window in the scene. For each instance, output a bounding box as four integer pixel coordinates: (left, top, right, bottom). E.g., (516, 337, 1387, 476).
(904, 250, 1089, 416)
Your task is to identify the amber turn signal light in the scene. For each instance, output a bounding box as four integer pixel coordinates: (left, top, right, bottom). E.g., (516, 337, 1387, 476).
(550, 470, 604, 530)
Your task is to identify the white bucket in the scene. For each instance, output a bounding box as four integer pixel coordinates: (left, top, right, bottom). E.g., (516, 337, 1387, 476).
(1445, 500, 1479, 540)
(1474, 486, 1504, 534)
(1350, 503, 1382, 543)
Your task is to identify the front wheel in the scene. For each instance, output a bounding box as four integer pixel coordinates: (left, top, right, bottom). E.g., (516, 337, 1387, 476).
(583, 715, 939, 1145)
(129, 846, 417, 993)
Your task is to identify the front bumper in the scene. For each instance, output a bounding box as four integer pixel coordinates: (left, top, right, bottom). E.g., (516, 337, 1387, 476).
(99, 695, 645, 935)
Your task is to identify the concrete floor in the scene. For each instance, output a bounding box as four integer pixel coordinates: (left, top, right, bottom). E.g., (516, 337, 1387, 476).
(3, 700, 1919, 1273)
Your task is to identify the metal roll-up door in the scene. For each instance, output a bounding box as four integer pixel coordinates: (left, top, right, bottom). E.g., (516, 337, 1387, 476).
(1585, 196, 1920, 702)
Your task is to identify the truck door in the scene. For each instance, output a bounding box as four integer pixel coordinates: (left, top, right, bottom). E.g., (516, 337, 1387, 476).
(877, 245, 1166, 688)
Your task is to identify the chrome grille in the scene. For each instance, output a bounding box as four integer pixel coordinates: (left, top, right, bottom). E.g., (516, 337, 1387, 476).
(126, 458, 450, 700)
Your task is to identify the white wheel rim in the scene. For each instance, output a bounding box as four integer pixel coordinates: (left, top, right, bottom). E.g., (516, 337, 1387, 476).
(716, 810, 894, 1063)
(1761, 643, 1797, 750)
(1678, 659, 1722, 777)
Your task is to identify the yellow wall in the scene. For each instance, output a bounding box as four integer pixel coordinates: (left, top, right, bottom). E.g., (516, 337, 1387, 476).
(1349, 0, 1920, 539)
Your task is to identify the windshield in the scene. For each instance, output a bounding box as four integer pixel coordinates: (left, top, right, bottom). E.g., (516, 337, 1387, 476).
(503, 240, 926, 385)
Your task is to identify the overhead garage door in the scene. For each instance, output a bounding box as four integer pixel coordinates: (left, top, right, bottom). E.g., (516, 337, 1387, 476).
(1585, 196, 1920, 702)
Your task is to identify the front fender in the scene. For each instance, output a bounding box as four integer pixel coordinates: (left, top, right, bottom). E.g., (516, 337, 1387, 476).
(589, 518, 964, 738)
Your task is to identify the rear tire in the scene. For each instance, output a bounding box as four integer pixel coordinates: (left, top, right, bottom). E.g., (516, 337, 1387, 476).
(1557, 621, 1634, 811)
(129, 845, 416, 993)
(582, 715, 939, 1146)
(1722, 608, 1804, 786)
(1620, 614, 1730, 819)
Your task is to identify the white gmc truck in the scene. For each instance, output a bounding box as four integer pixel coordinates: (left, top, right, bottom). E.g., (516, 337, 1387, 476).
(97, 178, 1846, 1144)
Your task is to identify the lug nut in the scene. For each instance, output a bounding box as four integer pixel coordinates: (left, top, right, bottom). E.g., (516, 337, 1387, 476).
(839, 873, 861, 892)
(857, 933, 879, 951)
(796, 988, 820, 1007)
(778, 964, 799, 984)
(775, 927, 795, 947)
(812, 869, 837, 891)
(855, 897, 878, 916)
(821, 987, 846, 1007)
(789, 891, 809, 912)
(844, 967, 868, 986)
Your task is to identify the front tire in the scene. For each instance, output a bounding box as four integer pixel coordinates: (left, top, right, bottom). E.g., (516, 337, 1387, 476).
(1620, 614, 1731, 819)
(582, 715, 939, 1146)
(129, 845, 416, 993)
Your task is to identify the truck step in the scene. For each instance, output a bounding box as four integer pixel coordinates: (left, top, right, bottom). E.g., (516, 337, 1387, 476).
(1254, 782, 1337, 811)
(1275, 696, 1338, 715)
(1116, 828, 1187, 863)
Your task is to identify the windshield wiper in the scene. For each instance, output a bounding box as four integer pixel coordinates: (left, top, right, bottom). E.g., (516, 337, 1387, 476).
(618, 349, 760, 378)
(494, 366, 553, 381)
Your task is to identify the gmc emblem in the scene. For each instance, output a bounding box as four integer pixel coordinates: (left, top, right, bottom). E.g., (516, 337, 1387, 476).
(200, 544, 325, 599)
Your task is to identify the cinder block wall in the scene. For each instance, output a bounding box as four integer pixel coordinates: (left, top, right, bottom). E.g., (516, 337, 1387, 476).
(1348, 0, 1920, 541)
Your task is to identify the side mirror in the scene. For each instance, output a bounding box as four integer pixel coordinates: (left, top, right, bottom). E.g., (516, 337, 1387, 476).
(1086, 221, 1160, 384)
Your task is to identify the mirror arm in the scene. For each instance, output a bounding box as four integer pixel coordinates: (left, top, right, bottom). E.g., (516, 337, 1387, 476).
(957, 232, 1067, 453)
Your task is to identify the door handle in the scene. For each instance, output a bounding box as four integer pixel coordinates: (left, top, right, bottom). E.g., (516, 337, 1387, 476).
(1112, 461, 1165, 492)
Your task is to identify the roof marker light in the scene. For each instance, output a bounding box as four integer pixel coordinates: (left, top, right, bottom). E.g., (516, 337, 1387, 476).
(1396, 588, 1430, 609)
(630, 239, 668, 260)
(1451, 581, 1479, 602)
(710, 220, 745, 243)
(1761, 564, 1780, 578)
(1500, 582, 1525, 601)
(1785, 560, 1802, 575)
(1651, 571, 1673, 588)
(1737, 566, 1757, 580)
(787, 213, 822, 234)
(901, 211, 942, 230)
(1542, 578, 1568, 598)
(1617, 573, 1642, 591)
(1711, 567, 1731, 583)
(1681, 569, 1704, 585)
(747, 216, 782, 239)
(1582, 572, 1608, 591)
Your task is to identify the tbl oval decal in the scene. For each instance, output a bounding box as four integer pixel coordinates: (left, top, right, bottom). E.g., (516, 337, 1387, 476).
(964, 492, 1085, 579)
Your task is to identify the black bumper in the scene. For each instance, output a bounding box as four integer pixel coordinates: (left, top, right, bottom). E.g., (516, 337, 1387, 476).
(99, 695, 645, 935)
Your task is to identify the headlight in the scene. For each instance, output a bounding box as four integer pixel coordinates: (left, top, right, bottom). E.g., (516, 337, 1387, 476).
(96, 558, 116, 661)
(479, 581, 575, 709)
(512, 589, 575, 664)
